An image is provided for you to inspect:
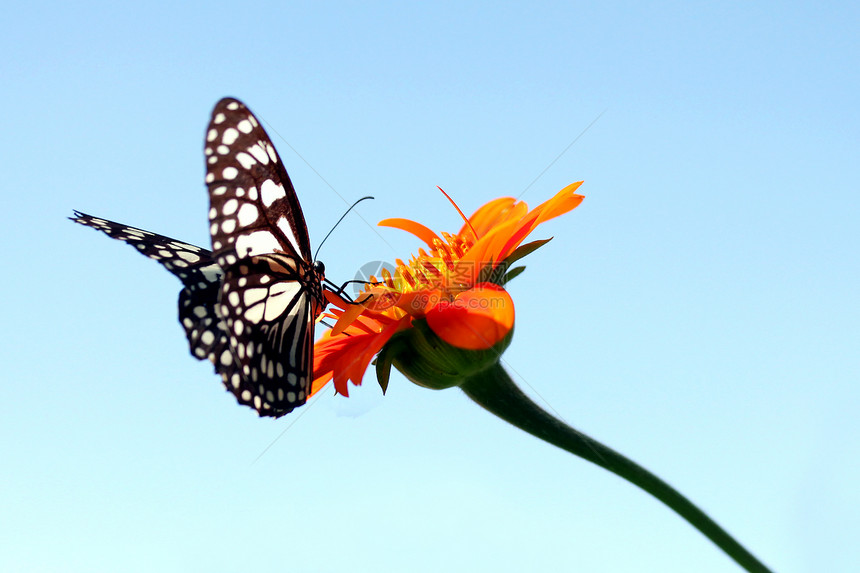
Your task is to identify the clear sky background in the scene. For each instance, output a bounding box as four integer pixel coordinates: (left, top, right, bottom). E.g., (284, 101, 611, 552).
(2, 2, 857, 572)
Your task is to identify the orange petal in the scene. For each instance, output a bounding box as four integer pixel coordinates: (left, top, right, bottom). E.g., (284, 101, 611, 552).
(310, 373, 333, 397)
(495, 182, 585, 259)
(357, 286, 403, 314)
(495, 217, 539, 263)
(379, 218, 441, 249)
(324, 288, 350, 308)
(480, 211, 529, 262)
(425, 283, 515, 350)
(531, 181, 584, 227)
(331, 301, 368, 336)
(395, 289, 444, 317)
(458, 213, 524, 270)
(463, 197, 519, 238)
(313, 314, 411, 396)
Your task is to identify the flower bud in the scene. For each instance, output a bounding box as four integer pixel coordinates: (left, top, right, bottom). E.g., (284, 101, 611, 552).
(385, 317, 514, 391)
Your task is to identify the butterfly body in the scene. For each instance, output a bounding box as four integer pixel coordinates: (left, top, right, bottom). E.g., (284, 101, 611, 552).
(73, 98, 325, 418)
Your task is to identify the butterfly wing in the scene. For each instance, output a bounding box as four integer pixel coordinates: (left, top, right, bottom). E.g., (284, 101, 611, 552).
(70, 212, 303, 414)
(69, 212, 232, 377)
(204, 98, 323, 417)
(205, 98, 312, 265)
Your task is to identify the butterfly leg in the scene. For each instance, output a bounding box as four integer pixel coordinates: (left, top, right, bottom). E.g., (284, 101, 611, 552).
(322, 278, 381, 306)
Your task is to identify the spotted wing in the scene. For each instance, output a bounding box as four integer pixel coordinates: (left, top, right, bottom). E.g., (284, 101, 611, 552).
(70, 210, 230, 362)
(204, 97, 312, 268)
(216, 254, 320, 417)
(71, 212, 290, 413)
(203, 98, 323, 418)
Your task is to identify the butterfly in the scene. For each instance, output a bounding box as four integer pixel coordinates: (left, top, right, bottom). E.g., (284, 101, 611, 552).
(73, 98, 326, 418)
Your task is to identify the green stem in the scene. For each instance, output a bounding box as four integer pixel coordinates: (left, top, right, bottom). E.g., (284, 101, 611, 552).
(460, 363, 773, 573)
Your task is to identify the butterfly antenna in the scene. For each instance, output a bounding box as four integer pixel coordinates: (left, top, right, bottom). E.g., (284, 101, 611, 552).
(314, 196, 374, 261)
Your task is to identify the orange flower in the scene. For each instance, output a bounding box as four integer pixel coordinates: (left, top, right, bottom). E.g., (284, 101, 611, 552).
(311, 181, 584, 395)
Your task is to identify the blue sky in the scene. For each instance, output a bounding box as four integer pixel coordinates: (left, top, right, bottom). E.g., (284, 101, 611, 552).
(2, 2, 857, 571)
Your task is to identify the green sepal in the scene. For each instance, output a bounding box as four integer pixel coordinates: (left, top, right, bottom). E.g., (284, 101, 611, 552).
(501, 265, 526, 285)
(383, 318, 513, 390)
(374, 342, 394, 395)
(475, 238, 552, 288)
(502, 238, 552, 266)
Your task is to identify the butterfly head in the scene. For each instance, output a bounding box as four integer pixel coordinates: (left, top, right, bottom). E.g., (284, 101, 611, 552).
(313, 260, 325, 279)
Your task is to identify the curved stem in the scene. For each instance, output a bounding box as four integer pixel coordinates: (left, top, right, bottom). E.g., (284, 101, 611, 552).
(460, 363, 773, 573)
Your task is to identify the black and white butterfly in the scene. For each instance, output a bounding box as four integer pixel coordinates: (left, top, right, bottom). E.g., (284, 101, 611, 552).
(73, 98, 326, 418)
